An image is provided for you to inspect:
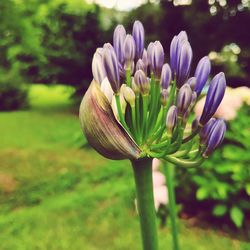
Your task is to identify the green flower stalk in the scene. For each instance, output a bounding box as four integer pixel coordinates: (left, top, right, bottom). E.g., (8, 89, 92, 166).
(79, 20, 227, 250)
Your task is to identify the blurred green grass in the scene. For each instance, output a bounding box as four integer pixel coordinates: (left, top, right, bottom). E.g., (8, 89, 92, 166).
(0, 84, 249, 250)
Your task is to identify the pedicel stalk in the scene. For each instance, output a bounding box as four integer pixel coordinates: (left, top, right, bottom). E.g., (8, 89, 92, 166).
(79, 20, 227, 250)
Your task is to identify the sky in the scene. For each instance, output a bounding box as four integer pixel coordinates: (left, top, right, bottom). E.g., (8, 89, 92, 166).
(85, 0, 158, 11)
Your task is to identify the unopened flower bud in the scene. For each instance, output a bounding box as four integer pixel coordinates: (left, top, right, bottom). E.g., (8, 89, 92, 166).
(132, 20, 145, 60)
(200, 72, 226, 125)
(149, 41, 164, 79)
(186, 77, 196, 91)
(160, 63, 171, 90)
(111, 92, 127, 118)
(194, 56, 211, 96)
(124, 34, 136, 70)
(113, 25, 126, 64)
(170, 31, 188, 75)
(136, 59, 147, 73)
(176, 41, 193, 88)
(142, 49, 148, 71)
(134, 70, 150, 95)
(92, 49, 106, 84)
(192, 117, 199, 132)
(102, 45, 120, 93)
(166, 105, 177, 134)
(100, 77, 114, 103)
(203, 119, 226, 157)
(199, 118, 216, 144)
(122, 86, 136, 107)
(177, 83, 192, 117)
(160, 89, 168, 106)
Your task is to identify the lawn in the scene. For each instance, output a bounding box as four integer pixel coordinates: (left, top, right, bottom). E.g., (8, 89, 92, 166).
(0, 84, 249, 250)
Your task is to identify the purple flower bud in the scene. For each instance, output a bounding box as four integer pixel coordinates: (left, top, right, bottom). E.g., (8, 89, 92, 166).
(134, 70, 150, 95)
(177, 83, 192, 117)
(149, 41, 164, 79)
(142, 49, 148, 69)
(92, 49, 106, 84)
(160, 89, 168, 106)
(192, 116, 200, 132)
(176, 41, 193, 88)
(199, 118, 216, 144)
(200, 72, 226, 125)
(124, 35, 136, 70)
(102, 45, 120, 93)
(136, 59, 147, 73)
(170, 31, 188, 76)
(132, 20, 145, 60)
(147, 42, 153, 66)
(203, 119, 226, 157)
(186, 77, 196, 91)
(113, 25, 126, 64)
(194, 56, 211, 96)
(166, 105, 178, 134)
(160, 63, 172, 90)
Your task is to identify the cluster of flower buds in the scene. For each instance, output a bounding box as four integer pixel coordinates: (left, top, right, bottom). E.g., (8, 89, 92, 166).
(80, 20, 227, 167)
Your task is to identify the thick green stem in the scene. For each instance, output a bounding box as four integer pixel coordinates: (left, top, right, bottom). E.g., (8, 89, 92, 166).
(131, 158, 159, 250)
(164, 163, 180, 250)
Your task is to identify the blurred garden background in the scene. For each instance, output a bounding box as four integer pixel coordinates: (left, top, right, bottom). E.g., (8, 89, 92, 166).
(0, 0, 250, 249)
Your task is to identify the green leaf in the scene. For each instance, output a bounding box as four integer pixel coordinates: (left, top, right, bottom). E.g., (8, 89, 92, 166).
(230, 206, 244, 228)
(196, 187, 209, 200)
(213, 204, 227, 217)
(246, 184, 250, 196)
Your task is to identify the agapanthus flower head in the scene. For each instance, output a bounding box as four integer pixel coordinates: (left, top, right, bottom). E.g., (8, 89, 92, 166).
(80, 20, 227, 164)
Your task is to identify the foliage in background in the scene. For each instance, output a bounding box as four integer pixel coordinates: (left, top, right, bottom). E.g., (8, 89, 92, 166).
(176, 105, 250, 228)
(0, 69, 28, 111)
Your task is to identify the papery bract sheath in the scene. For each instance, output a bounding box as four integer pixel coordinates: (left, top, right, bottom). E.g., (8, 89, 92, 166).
(150, 41, 165, 79)
(203, 119, 226, 157)
(200, 72, 226, 125)
(79, 80, 141, 160)
(102, 45, 120, 93)
(177, 83, 192, 117)
(194, 56, 211, 96)
(160, 63, 171, 90)
(132, 20, 145, 60)
(166, 105, 177, 134)
(113, 24, 126, 64)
